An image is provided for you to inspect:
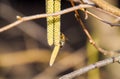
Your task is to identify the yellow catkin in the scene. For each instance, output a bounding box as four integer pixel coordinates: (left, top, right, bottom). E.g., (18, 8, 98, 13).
(49, 0, 61, 66)
(49, 34, 65, 66)
(46, 0, 61, 66)
(46, 0, 54, 46)
(49, 45, 60, 66)
(53, 0, 61, 45)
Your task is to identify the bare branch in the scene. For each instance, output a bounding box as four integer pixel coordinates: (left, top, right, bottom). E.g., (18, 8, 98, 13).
(72, 0, 120, 26)
(0, 4, 93, 32)
(69, 0, 118, 56)
(1, 1, 120, 32)
(59, 55, 120, 79)
(82, 10, 120, 26)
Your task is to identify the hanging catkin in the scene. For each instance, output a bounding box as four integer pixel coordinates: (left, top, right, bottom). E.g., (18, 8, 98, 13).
(46, 0, 54, 46)
(53, 0, 61, 45)
(46, 0, 62, 66)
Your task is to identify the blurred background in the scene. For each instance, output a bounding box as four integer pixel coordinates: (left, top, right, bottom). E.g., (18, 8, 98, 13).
(0, 0, 120, 79)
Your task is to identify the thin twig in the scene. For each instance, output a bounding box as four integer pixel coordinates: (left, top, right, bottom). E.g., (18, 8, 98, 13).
(59, 55, 120, 79)
(90, 0, 120, 17)
(0, 4, 93, 32)
(70, 0, 118, 56)
(72, 0, 120, 26)
(81, 10, 120, 26)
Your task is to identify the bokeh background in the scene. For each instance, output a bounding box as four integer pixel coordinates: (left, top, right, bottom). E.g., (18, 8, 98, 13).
(0, 0, 120, 79)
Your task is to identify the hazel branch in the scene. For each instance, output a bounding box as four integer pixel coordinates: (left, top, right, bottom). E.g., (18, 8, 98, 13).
(70, 0, 118, 56)
(0, 4, 93, 32)
(59, 55, 120, 79)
